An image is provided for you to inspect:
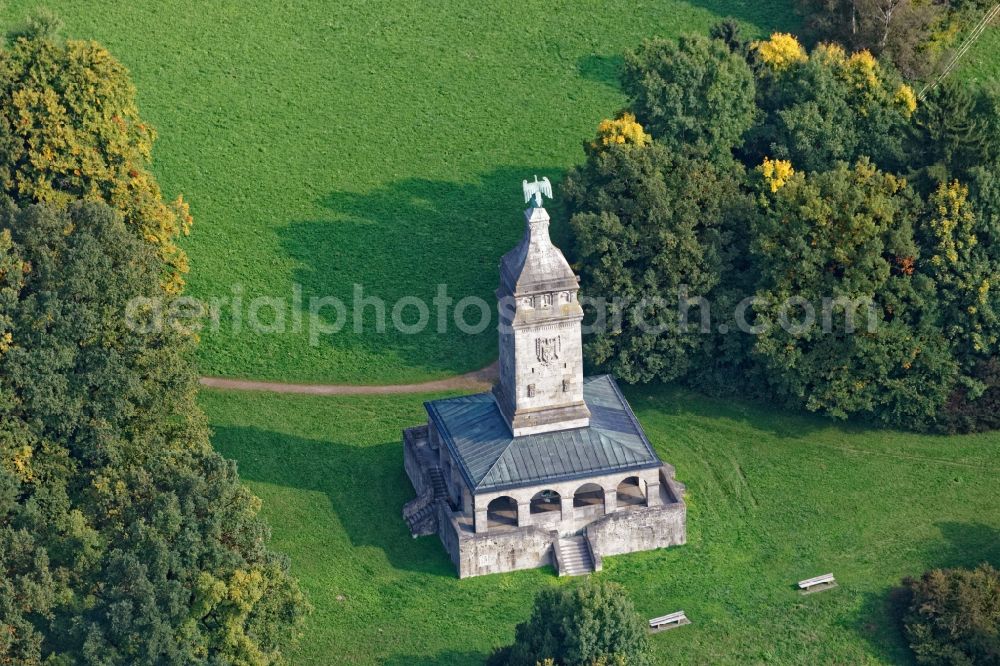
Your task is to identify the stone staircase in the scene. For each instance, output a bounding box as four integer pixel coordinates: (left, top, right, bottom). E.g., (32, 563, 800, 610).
(403, 441, 450, 537)
(426, 465, 448, 501)
(557, 536, 595, 576)
(403, 493, 438, 536)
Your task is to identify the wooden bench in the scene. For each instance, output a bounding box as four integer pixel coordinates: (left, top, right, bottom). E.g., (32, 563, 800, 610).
(648, 611, 690, 632)
(798, 573, 837, 594)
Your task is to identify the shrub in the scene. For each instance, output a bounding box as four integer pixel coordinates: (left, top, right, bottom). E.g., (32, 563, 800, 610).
(901, 563, 1000, 664)
(490, 580, 651, 666)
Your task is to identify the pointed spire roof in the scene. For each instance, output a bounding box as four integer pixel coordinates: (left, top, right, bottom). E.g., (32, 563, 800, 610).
(499, 206, 579, 296)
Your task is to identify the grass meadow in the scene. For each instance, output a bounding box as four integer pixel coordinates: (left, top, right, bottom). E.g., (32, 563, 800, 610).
(959, 19, 1000, 85)
(8, 2, 997, 662)
(4, 0, 799, 383)
(4, 2, 995, 384)
(202, 386, 1000, 664)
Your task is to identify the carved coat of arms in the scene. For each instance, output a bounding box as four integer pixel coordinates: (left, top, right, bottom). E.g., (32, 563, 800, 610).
(535, 336, 561, 365)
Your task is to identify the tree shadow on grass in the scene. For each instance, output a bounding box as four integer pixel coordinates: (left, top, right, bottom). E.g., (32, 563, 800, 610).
(620, 381, 838, 440)
(851, 521, 1000, 664)
(852, 584, 918, 665)
(577, 53, 624, 90)
(576, 1, 802, 93)
(278, 166, 569, 379)
(934, 521, 1000, 569)
(681, 0, 801, 36)
(212, 424, 454, 577)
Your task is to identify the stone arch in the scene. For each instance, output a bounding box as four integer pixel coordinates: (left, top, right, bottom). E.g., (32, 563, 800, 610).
(487, 496, 518, 529)
(573, 482, 604, 509)
(617, 475, 646, 508)
(529, 489, 561, 515)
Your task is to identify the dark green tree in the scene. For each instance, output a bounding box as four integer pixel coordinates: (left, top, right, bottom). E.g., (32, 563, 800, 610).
(0, 201, 306, 664)
(901, 563, 1000, 665)
(748, 38, 914, 174)
(621, 34, 756, 157)
(490, 580, 650, 666)
(941, 358, 1000, 433)
(751, 160, 958, 428)
(709, 18, 751, 57)
(565, 136, 752, 385)
(908, 81, 999, 189)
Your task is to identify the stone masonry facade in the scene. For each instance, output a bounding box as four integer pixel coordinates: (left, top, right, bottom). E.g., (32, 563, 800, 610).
(403, 425, 687, 578)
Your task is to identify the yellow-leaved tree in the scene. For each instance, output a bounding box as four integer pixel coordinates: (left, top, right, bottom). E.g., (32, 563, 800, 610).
(590, 112, 651, 152)
(752, 32, 807, 71)
(759, 157, 795, 193)
(747, 35, 918, 174)
(0, 34, 192, 293)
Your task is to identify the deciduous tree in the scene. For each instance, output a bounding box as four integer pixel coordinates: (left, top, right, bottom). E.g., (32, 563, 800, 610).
(565, 130, 751, 385)
(0, 201, 306, 664)
(901, 563, 1000, 664)
(797, 0, 946, 79)
(751, 159, 958, 427)
(621, 34, 756, 157)
(489, 581, 650, 666)
(0, 31, 191, 293)
(748, 38, 915, 173)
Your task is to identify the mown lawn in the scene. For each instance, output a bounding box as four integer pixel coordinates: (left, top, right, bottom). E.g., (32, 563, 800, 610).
(1, 4, 995, 385)
(3, 2, 994, 384)
(201, 386, 1000, 665)
(0, 0, 799, 383)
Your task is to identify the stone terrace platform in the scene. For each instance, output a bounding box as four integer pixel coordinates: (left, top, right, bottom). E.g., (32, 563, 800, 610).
(403, 415, 687, 578)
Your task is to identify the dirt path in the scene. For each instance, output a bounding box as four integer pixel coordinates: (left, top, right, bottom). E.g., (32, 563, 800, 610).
(199, 362, 498, 396)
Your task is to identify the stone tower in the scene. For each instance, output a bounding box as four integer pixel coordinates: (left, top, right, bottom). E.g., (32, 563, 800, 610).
(402, 177, 686, 578)
(492, 203, 591, 436)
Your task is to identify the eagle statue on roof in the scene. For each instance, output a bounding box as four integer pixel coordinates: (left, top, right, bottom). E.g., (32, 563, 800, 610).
(522, 175, 552, 208)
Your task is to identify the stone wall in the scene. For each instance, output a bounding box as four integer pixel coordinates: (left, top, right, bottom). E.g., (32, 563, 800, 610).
(585, 466, 687, 557)
(439, 509, 557, 578)
(438, 501, 463, 572)
(586, 502, 686, 558)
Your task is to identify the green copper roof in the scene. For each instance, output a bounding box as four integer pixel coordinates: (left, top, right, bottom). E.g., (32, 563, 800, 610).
(425, 375, 662, 493)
